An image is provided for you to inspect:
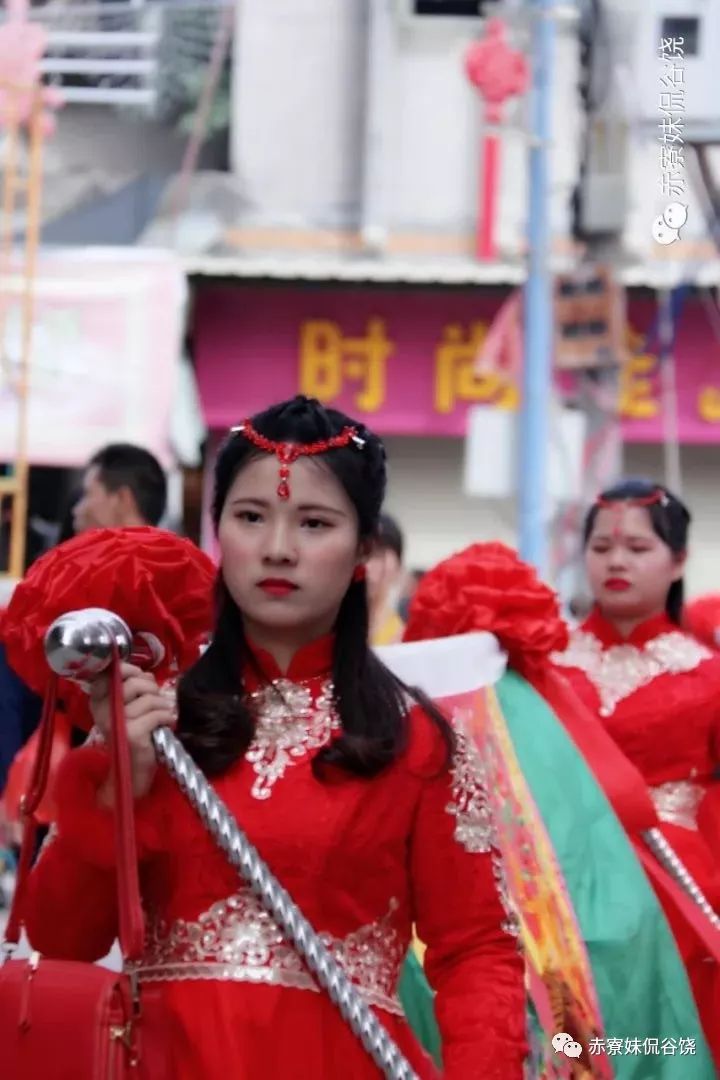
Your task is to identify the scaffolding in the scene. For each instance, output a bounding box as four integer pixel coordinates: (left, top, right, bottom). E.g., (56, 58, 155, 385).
(0, 39, 48, 580)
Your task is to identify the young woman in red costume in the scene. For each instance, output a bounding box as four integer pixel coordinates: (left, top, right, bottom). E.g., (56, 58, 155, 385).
(21, 396, 526, 1079)
(553, 478, 720, 1066)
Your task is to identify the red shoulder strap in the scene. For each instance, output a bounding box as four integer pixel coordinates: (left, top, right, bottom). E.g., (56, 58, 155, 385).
(5, 650, 145, 960)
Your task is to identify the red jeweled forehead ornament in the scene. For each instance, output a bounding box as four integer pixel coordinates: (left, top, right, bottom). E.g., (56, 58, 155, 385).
(231, 419, 366, 500)
(595, 488, 670, 539)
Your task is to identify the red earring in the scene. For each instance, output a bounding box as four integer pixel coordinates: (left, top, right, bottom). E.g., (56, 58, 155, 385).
(353, 565, 367, 583)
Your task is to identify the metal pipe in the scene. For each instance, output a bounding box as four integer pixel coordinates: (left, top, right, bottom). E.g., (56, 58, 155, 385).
(643, 827, 720, 932)
(360, 0, 395, 251)
(658, 286, 682, 494)
(519, 0, 555, 573)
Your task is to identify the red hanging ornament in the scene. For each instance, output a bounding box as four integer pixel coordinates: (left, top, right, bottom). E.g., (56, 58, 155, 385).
(232, 420, 366, 499)
(464, 19, 529, 261)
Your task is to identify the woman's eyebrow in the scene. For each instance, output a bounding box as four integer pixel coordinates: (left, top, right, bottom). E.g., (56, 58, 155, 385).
(296, 504, 346, 515)
(229, 497, 270, 508)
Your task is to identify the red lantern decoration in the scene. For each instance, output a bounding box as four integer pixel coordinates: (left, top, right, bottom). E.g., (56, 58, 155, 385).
(465, 19, 529, 261)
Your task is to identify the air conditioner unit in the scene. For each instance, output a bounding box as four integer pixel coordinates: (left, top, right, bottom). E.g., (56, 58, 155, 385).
(463, 405, 587, 502)
(632, 1, 720, 123)
(394, 0, 493, 22)
(575, 115, 629, 236)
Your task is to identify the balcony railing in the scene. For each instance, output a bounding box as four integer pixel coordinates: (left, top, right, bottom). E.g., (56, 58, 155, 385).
(2, 0, 230, 109)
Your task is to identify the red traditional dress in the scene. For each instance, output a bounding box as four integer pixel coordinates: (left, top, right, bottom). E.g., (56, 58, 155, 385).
(554, 609, 720, 1064)
(22, 636, 527, 1079)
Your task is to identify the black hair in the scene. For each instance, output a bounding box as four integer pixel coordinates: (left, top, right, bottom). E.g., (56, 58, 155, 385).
(583, 478, 690, 624)
(57, 489, 81, 545)
(89, 443, 167, 526)
(177, 396, 452, 779)
(375, 513, 404, 562)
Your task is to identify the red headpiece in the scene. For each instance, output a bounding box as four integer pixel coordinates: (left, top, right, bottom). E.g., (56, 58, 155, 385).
(231, 419, 366, 499)
(595, 488, 670, 511)
(594, 487, 670, 539)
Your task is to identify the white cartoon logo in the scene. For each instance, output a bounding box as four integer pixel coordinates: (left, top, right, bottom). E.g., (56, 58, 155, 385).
(652, 202, 688, 245)
(553, 1032, 583, 1059)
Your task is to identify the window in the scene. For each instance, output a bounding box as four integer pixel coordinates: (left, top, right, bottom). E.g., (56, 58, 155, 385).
(661, 16, 701, 56)
(413, 1, 484, 16)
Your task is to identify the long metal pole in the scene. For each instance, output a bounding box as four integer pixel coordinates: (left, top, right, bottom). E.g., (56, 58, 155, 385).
(658, 286, 682, 494)
(360, 0, 394, 250)
(519, 0, 555, 572)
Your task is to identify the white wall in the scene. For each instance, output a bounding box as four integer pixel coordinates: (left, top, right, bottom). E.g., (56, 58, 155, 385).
(390, 19, 580, 245)
(228, 0, 720, 255)
(383, 435, 516, 571)
(231, 0, 367, 224)
(230, 1, 581, 239)
(384, 435, 720, 598)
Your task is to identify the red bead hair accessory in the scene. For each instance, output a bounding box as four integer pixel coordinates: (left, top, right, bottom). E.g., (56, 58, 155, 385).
(595, 488, 670, 510)
(231, 419, 366, 500)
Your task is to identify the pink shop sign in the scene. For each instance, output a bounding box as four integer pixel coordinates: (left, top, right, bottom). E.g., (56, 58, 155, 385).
(195, 286, 720, 444)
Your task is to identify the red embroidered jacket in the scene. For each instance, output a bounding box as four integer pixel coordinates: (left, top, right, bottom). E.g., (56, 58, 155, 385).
(554, 610, 720, 909)
(23, 637, 527, 1079)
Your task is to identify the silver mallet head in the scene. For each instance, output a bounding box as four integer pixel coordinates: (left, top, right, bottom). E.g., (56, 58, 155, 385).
(44, 608, 133, 681)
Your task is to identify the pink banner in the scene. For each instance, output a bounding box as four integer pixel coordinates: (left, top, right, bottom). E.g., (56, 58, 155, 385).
(0, 250, 186, 467)
(195, 286, 720, 444)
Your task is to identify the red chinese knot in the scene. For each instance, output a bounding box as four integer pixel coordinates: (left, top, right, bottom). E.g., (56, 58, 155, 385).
(465, 18, 529, 123)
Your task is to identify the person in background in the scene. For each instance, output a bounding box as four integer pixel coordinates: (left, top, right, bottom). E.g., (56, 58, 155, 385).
(566, 592, 593, 626)
(0, 643, 42, 796)
(73, 442, 167, 532)
(398, 568, 426, 623)
(367, 512, 406, 646)
(1, 444, 167, 796)
(553, 478, 720, 1068)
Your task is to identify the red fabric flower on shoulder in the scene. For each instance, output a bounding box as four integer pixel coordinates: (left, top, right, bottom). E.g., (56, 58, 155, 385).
(404, 541, 568, 667)
(684, 594, 720, 652)
(1, 527, 217, 715)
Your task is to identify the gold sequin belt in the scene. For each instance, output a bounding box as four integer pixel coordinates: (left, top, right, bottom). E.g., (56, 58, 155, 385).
(127, 890, 405, 1016)
(649, 780, 705, 831)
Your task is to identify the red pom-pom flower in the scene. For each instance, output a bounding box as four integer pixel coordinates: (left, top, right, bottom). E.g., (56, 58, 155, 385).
(404, 541, 568, 666)
(684, 594, 720, 653)
(1, 527, 217, 707)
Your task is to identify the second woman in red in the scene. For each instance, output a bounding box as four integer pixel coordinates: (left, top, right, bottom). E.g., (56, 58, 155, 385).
(554, 478, 720, 1068)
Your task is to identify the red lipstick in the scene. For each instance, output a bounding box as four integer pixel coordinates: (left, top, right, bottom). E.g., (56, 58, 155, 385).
(258, 579, 298, 597)
(604, 578, 631, 592)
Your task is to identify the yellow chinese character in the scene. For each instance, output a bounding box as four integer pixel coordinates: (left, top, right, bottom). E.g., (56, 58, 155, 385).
(434, 323, 518, 414)
(298, 318, 392, 413)
(698, 386, 720, 423)
(619, 332, 659, 419)
(299, 320, 345, 401)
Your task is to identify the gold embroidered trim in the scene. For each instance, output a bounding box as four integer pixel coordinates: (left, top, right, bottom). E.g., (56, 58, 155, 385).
(128, 890, 404, 1015)
(446, 714, 494, 854)
(553, 630, 712, 717)
(446, 709, 520, 937)
(246, 679, 340, 800)
(649, 780, 704, 831)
